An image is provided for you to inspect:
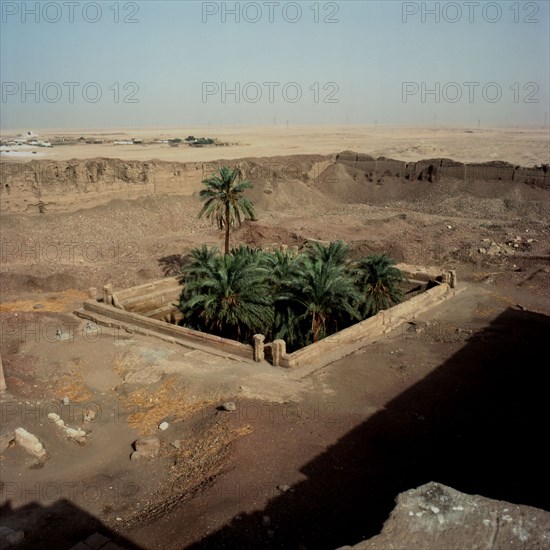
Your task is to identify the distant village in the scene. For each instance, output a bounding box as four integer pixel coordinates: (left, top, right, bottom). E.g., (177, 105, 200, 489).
(114, 136, 221, 147)
(0, 132, 230, 151)
(0, 131, 52, 148)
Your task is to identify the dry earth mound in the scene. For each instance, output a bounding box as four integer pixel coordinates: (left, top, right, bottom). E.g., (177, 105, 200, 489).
(0, 151, 548, 298)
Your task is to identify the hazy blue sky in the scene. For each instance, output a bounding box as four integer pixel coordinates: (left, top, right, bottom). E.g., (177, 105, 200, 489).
(1, 0, 548, 129)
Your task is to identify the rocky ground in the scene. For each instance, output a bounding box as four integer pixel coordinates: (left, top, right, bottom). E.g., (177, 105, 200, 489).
(339, 482, 550, 550)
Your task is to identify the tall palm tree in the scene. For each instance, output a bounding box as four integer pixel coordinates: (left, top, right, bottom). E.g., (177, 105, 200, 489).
(354, 254, 404, 318)
(178, 246, 273, 341)
(198, 166, 256, 255)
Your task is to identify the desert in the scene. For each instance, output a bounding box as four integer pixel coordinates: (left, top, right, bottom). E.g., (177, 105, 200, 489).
(1, 0, 549, 547)
(1, 125, 549, 166)
(1, 124, 549, 549)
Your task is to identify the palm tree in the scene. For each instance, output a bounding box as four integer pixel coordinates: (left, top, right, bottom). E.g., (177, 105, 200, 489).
(229, 244, 269, 267)
(354, 254, 404, 318)
(176, 242, 404, 349)
(267, 248, 300, 291)
(180, 244, 219, 283)
(266, 248, 304, 346)
(279, 245, 361, 346)
(306, 240, 350, 267)
(198, 166, 256, 255)
(178, 246, 273, 341)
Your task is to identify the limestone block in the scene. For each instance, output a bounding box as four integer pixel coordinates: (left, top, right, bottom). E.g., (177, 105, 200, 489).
(14, 428, 46, 459)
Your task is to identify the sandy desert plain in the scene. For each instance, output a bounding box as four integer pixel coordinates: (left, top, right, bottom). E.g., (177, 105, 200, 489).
(0, 125, 549, 549)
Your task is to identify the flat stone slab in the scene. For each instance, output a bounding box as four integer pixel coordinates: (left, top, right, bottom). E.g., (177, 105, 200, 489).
(135, 436, 160, 458)
(339, 482, 550, 549)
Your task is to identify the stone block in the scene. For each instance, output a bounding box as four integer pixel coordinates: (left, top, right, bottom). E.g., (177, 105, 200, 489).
(135, 436, 160, 458)
(14, 428, 46, 460)
(253, 334, 265, 362)
(102, 284, 113, 305)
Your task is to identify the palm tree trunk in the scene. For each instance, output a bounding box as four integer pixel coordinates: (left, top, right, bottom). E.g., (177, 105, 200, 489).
(312, 314, 320, 343)
(224, 203, 231, 255)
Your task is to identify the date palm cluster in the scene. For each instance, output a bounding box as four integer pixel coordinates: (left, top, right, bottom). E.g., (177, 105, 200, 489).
(181, 166, 404, 350)
(177, 241, 404, 351)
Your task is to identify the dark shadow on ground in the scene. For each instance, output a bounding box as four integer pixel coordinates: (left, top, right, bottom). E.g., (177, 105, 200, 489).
(157, 254, 188, 278)
(0, 499, 143, 550)
(187, 307, 550, 549)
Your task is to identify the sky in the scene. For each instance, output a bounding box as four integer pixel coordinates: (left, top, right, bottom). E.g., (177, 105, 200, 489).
(0, 0, 549, 129)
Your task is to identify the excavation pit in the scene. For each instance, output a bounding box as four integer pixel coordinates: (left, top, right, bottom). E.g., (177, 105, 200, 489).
(75, 265, 458, 370)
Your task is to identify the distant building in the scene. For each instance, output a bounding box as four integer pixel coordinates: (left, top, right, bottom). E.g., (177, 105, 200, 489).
(18, 130, 39, 140)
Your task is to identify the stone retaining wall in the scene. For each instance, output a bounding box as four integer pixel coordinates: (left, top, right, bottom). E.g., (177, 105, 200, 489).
(103, 277, 181, 321)
(77, 266, 457, 370)
(77, 299, 253, 360)
(274, 282, 455, 369)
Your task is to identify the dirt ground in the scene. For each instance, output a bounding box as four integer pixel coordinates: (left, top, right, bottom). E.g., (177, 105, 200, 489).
(0, 135, 549, 549)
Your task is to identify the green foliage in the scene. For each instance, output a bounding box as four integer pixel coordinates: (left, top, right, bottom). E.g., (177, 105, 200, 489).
(198, 166, 256, 255)
(266, 248, 304, 347)
(305, 239, 350, 267)
(178, 245, 273, 341)
(177, 243, 404, 349)
(280, 241, 360, 346)
(354, 254, 404, 317)
(185, 136, 214, 144)
(180, 244, 219, 282)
